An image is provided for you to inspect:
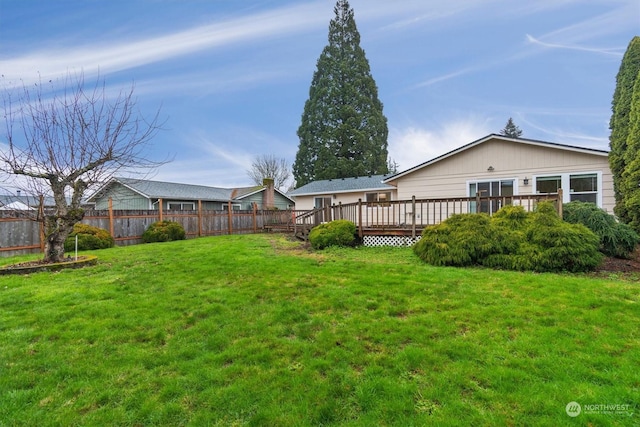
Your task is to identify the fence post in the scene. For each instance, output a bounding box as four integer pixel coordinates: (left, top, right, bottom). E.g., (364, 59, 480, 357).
(108, 197, 115, 238)
(253, 202, 258, 233)
(411, 196, 416, 239)
(198, 200, 203, 237)
(557, 188, 564, 218)
(159, 198, 163, 222)
(358, 198, 363, 239)
(227, 201, 233, 235)
(338, 202, 343, 220)
(38, 195, 45, 253)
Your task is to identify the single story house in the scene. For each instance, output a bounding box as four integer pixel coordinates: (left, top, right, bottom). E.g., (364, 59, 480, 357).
(383, 134, 613, 213)
(88, 177, 295, 211)
(287, 174, 397, 211)
(288, 134, 613, 214)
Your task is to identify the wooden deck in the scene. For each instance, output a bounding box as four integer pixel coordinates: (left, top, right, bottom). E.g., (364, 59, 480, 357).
(285, 194, 560, 240)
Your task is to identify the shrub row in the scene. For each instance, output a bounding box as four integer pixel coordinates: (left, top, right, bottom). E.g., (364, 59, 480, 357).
(413, 203, 603, 272)
(64, 220, 188, 252)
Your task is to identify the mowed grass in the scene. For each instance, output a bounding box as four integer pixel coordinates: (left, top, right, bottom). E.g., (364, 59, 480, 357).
(1, 234, 638, 426)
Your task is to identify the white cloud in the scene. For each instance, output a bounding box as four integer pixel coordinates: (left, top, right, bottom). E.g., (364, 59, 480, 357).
(0, 2, 332, 85)
(389, 117, 492, 170)
(525, 34, 622, 56)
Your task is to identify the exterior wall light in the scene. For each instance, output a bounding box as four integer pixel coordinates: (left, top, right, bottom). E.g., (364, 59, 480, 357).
(523, 177, 529, 185)
(487, 166, 494, 172)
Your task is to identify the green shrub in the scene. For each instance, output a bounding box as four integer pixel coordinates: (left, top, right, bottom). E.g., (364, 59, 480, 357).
(413, 202, 602, 272)
(522, 203, 602, 272)
(491, 205, 529, 229)
(412, 214, 499, 266)
(64, 223, 115, 252)
(309, 220, 357, 250)
(142, 220, 186, 243)
(563, 201, 638, 259)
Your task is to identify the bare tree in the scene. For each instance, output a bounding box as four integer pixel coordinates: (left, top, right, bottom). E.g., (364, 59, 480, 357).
(1, 72, 166, 263)
(246, 154, 291, 191)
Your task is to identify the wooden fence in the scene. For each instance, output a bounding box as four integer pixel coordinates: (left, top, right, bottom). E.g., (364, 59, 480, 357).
(0, 202, 298, 257)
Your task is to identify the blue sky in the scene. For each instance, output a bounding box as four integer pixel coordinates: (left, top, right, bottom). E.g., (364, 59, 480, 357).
(1, 0, 638, 188)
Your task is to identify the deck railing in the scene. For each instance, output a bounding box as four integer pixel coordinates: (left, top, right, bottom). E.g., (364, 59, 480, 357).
(294, 192, 562, 238)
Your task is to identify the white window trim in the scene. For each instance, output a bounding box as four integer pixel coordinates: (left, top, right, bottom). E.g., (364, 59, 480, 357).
(167, 201, 196, 210)
(533, 171, 602, 207)
(223, 203, 242, 211)
(465, 177, 519, 197)
(314, 196, 332, 209)
(365, 191, 393, 203)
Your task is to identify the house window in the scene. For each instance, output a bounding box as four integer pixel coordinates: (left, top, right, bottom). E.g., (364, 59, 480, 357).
(167, 202, 195, 210)
(570, 173, 598, 203)
(469, 180, 514, 214)
(365, 191, 392, 205)
(536, 176, 561, 194)
(314, 197, 332, 209)
(223, 203, 242, 211)
(535, 172, 601, 206)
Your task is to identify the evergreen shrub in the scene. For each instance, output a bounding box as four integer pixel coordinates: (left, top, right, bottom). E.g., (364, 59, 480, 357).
(563, 201, 638, 259)
(413, 202, 603, 272)
(64, 223, 115, 251)
(142, 220, 186, 243)
(309, 220, 357, 250)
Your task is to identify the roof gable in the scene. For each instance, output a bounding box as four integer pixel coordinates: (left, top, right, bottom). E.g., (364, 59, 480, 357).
(384, 134, 609, 183)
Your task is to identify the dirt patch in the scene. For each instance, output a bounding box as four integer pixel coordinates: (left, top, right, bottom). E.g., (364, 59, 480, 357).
(589, 247, 640, 280)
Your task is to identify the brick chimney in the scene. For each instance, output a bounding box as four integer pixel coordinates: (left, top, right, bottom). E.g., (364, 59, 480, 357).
(262, 178, 275, 209)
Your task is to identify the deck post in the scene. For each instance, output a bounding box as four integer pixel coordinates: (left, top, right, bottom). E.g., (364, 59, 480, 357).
(159, 198, 163, 222)
(358, 198, 363, 239)
(557, 188, 564, 218)
(411, 196, 416, 239)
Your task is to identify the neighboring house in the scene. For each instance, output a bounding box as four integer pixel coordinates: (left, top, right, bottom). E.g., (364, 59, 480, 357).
(88, 177, 294, 210)
(383, 134, 613, 213)
(288, 134, 613, 215)
(287, 174, 397, 211)
(0, 201, 35, 211)
(0, 194, 58, 209)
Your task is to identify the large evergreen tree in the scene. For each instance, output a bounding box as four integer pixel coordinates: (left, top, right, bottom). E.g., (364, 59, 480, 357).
(609, 36, 640, 223)
(500, 117, 523, 138)
(293, 0, 388, 187)
(620, 69, 640, 232)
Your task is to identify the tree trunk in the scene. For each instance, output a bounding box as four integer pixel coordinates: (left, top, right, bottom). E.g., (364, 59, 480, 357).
(44, 230, 68, 263)
(42, 211, 84, 263)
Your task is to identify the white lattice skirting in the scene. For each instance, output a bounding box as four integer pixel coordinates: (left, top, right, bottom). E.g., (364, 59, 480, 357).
(363, 235, 421, 247)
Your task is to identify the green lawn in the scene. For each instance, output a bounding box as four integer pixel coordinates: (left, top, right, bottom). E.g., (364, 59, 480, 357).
(1, 234, 638, 426)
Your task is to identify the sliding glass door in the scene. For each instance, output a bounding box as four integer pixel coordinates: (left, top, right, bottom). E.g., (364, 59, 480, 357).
(469, 180, 514, 214)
